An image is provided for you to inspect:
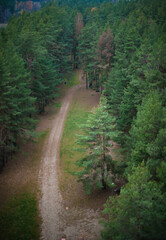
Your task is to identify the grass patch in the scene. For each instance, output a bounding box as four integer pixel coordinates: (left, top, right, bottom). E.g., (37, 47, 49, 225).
(37, 129, 50, 142)
(0, 192, 39, 240)
(0, 129, 49, 240)
(64, 70, 80, 87)
(53, 102, 61, 108)
(59, 89, 96, 204)
(31, 129, 50, 165)
(60, 103, 89, 176)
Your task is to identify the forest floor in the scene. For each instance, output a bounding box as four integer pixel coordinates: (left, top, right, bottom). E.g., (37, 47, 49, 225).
(0, 71, 117, 240)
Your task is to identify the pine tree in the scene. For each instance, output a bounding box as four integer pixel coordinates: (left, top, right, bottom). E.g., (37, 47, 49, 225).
(0, 42, 35, 171)
(73, 97, 119, 194)
(128, 90, 165, 176)
(74, 12, 84, 68)
(78, 22, 99, 89)
(96, 28, 114, 91)
(101, 164, 166, 240)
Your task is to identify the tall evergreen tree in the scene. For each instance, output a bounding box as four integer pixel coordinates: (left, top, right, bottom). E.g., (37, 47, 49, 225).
(101, 164, 166, 240)
(73, 97, 119, 194)
(78, 22, 100, 88)
(0, 43, 35, 171)
(128, 91, 166, 176)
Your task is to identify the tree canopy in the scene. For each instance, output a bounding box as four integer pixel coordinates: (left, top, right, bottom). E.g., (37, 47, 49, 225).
(0, 2, 74, 171)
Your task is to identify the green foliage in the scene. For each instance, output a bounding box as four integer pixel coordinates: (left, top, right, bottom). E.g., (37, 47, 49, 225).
(102, 0, 166, 143)
(3, 3, 74, 113)
(0, 41, 36, 170)
(74, 0, 166, 237)
(0, 0, 166, 237)
(0, 192, 39, 240)
(101, 164, 166, 240)
(65, 71, 80, 87)
(128, 91, 166, 177)
(78, 21, 100, 88)
(0, 2, 75, 170)
(73, 97, 119, 194)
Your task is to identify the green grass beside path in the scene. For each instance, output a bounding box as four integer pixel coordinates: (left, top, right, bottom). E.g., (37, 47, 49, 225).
(59, 84, 101, 207)
(0, 192, 39, 240)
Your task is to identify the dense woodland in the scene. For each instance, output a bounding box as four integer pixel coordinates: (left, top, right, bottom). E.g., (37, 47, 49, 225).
(0, 0, 166, 239)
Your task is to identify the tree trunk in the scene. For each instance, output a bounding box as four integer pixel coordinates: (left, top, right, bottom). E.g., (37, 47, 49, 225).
(86, 72, 88, 89)
(101, 135, 107, 189)
(0, 149, 5, 172)
(102, 173, 107, 190)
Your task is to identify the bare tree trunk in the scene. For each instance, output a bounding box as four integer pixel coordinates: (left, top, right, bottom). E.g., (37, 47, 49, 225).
(86, 72, 88, 89)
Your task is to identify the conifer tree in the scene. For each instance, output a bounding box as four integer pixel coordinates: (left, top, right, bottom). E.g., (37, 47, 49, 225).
(73, 97, 119, 194)
(0, 43, 35, 171)
(78, 22, 99, 88)
(101, 164, 166, 240)
(128, 91, 166, 176)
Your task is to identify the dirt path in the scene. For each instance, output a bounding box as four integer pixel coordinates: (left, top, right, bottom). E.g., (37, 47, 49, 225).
(39, 73, 102, 240)
(39, 84, 80, 240)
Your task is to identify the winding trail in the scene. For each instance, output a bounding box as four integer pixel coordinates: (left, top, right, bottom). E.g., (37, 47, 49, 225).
(39, 73, 101, 240)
